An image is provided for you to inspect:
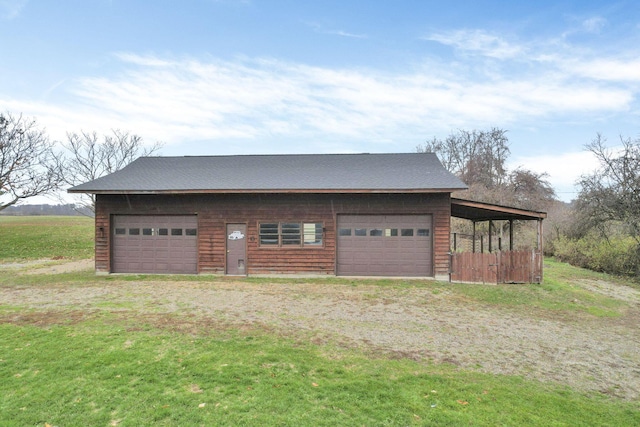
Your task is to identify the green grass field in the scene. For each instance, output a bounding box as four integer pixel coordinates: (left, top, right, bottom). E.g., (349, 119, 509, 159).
(3, 320, 637, 427)
(0, 215, 94, 260)
(1, 216, 639, 426)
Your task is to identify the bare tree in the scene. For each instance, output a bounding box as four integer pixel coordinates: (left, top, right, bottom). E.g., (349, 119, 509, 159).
(506, 168, 556, 211)
(544, 200, 574, 243)
(576, 133, 640, 243)
(0, 113, 64, 211)
(418, 128, 557, 210)
(417, 128, 510, 188)
(62, 130, 163, 213)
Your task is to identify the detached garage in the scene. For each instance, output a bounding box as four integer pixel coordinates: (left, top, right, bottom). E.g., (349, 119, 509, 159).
(69, 153, 467, 278)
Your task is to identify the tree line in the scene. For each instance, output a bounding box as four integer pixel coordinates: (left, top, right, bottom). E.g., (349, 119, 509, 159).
(0, 112, 161, 213)
(419, 128, 640, 279)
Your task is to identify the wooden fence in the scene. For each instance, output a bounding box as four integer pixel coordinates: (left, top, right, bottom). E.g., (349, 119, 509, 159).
(450, 250, 543, 284)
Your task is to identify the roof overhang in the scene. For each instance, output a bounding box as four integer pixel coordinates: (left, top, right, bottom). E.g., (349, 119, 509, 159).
(451, 198, 546, 221)
(68, 188, 462, 195)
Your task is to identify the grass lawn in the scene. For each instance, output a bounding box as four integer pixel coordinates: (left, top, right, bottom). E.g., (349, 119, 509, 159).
(1, 317, 638, 427)
(1, 216, 639, 426)
(432, 257, 633, 318)
(0, 215, 94, 261)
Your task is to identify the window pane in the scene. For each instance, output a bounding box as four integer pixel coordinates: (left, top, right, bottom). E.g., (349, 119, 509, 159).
(417, 229, 430, 237)
(355, 228, 367, 236)
(129, 228, 140, 235)
(401, 228, 414, 237)
(158, 228, 168, 236)
(143, 228, 153, 236)
(115, 228, 126, 235)
(370, 228, 383, 237)
(185, 228, 197, 236)
(338, 228, 352, 236)
(259, 223, 279, 245)
(385, 228, 398, 237)
(171, 228, 183, 236)
(282, 223, 301, 245)
(303, 223, 322, 245)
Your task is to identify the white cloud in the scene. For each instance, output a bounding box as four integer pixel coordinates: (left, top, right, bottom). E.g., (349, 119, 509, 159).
(32, 52, 623, 144)
(326, 29, 367, 39)
(581, 16, 607, 33)
(563, 57, 640, 82)
(509, 151, 600, 201)
(425, 29, 524, 59)
(3, 26, 639, 155)
(0, 0, 27, 19)
(561, 15, 609, 39)
(305, 21, 368, 39)
(427, 27, 640, 87)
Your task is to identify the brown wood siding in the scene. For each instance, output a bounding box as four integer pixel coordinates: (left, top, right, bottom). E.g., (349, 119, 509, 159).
(94, 196, 110, 273)
(94, 193, 452, 277)
(433, 198, 451, 277)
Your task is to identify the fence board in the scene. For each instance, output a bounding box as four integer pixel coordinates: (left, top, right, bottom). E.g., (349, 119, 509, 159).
(451, 250, 542, 284)
(450, 252, 498, 283)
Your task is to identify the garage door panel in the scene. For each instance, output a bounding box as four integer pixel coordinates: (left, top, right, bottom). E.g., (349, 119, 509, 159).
(365, 240, 384, 248)
(141, 262, 156, 271)
(352, 264, 372, 275)
(400, 240, 424, 248)
(349, 239, 367, 247)
(175, 240, 195, 249)
(141, 249, 154, 258)
(383, 240, 399, 249)
(337, 215, 432, 277)
(112, 215, 197, 274)
(354, 251, 380, 262)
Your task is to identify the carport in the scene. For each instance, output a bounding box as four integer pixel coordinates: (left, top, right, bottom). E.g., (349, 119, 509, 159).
(449, 198, 547, 284)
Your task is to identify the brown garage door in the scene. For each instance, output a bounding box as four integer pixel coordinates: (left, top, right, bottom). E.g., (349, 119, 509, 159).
(112, 215, 197, 274)
(337, 215, 432, 277)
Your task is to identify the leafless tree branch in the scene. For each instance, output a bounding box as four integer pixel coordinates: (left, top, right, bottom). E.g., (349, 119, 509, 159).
(0, 112, 65, 211)
(61, 130, 163, 214)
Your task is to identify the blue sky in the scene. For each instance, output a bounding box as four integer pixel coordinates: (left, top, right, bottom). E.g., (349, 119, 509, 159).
(2, 0, 639, 201)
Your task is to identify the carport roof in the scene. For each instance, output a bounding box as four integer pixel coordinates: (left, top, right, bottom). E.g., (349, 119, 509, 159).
(68, 153, 468, 194)
(451, 198, 547, 221)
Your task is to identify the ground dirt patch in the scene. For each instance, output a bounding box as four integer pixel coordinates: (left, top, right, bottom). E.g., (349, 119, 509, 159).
(578, 279, 640, 303)
(0, 258, 94, 274)
(2, 259, 639, 401)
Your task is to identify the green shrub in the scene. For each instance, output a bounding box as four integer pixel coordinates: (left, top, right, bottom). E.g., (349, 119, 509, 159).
(553, 233, 640, 277)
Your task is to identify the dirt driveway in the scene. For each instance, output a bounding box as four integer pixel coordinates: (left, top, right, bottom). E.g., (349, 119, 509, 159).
(2, 260, 640, 401)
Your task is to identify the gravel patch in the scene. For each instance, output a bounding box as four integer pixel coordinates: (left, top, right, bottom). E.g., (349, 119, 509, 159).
(1, 264, 639, 400)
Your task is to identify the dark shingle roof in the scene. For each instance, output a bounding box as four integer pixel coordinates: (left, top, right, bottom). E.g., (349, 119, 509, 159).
(68, 153, 467, 194)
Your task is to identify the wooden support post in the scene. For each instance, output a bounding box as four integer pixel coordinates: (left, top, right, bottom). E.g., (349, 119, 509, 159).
(488, 220, 493, 253)
(472, 221, 476, 253)
(509, 219, 514, 251)
(538, 219, 544, 283)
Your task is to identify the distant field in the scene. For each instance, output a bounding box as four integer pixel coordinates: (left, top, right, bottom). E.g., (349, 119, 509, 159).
(0, 215, 94, 261)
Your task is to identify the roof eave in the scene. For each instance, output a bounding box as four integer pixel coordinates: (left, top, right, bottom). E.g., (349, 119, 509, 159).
(451, 198, 547, 221)
(68, 188, 466, 195)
